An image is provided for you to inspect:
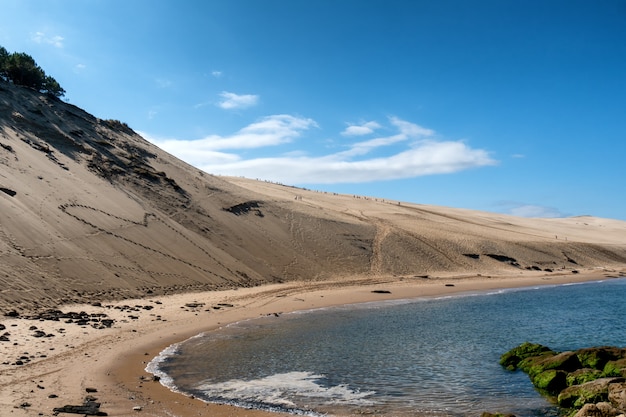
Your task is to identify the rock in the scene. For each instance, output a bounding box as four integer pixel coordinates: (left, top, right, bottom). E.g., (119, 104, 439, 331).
(608, 382, 626, 410)
(573, 402, 621, 417)
(604, 359, 626, 378)
(533, 369, 568, 394)
(568, 369, 605, 386)
(52, 397, 107, 416)
(558, 378, 625, 409)
(132, 405, 142, 411)
(526, 351, 583, 378)
(502, 344, 626, 413)
(499, 342, 553, 371)
(578, 348, 626, 370)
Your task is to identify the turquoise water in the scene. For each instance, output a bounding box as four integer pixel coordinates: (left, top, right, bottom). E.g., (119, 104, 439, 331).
(148, 278, 626, 416)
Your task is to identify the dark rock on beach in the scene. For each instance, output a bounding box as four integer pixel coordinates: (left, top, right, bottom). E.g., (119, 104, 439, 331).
(52, 396, 106, 416)
(501, 343, 626, 415)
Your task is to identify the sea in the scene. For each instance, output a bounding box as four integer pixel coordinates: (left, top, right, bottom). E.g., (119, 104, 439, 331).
(146, 277, 626, 416)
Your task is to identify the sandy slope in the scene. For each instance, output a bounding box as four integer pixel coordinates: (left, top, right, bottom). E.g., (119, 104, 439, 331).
(1, 81, 625, 313)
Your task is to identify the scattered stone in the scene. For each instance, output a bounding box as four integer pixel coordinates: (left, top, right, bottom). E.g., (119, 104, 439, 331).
(185, 302, 205, 308)
(85, 387, 98, 393)
(132, 406, 142, 411)
(52, 398, 107, 416)
(371, 290, 391, 294)
(0, 187, 16, 197)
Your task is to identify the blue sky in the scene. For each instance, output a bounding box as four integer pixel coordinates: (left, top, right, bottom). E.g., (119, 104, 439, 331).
(2, 1, 625, 220)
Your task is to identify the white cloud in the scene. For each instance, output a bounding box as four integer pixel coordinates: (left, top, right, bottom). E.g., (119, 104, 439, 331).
(212, 70, 223, 78)
(508, 204, 566, 218)
(218, 91, 259, 109)
(142, 114, 317, 164)
(142, 115, 496, 185)
(338, 117, 435, 158)
(31, 31, 64, 48)
(341, 121, 381, 136)
(200, 140, 494, 184)
(155, 78, 172, 89)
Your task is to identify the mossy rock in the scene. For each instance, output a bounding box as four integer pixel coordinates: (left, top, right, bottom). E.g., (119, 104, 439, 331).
(566, 368, 603, 386)
(518, 351, 579, 380)
(532, 369, 568, 394)
(500, 342, 554, 371)
(603, 358, 626, 377)
(576, 347, 625, 370)
(557, 377, 623, 409)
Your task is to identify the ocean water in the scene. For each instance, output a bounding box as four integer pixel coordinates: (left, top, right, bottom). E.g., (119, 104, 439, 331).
(147, 278, 626, 416)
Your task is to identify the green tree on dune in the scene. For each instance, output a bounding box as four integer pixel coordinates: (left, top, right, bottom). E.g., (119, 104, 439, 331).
(0, 45, 65, 98)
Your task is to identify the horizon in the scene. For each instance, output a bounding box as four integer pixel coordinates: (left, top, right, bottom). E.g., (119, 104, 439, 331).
(2, 1, 625, 221)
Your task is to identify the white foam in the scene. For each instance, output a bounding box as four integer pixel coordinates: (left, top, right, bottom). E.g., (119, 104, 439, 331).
(195, 371, 375, 411)
(145, 342, 183, 391)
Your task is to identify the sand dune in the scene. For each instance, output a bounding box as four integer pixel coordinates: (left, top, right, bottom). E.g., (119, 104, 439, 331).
(1, 81, 626, 314)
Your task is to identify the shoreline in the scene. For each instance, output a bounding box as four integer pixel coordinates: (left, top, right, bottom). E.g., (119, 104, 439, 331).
(1, 269, 624, 416)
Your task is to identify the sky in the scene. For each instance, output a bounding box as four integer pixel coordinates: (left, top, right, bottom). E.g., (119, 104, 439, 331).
(1, 0, 625, 220)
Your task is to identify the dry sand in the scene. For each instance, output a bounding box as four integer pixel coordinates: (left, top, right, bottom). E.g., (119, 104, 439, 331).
(1, 269, 624, 417)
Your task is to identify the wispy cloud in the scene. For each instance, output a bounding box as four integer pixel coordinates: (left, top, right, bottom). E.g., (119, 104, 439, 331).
(155, 78, 172, 89)
(211, 70, 223, 78)
(341, 121, 381, 136)
(218, 91, 259, 109)
(141, 114, 317, 166)
(143, 115, 496, 185)
(499, 202, 567, 218)
(31, 31, 64, 48)
(338, 117, 435, 158)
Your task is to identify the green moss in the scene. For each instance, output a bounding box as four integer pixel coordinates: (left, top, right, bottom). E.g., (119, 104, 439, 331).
(576, 347, 624, 370)
(500, 342, 553, 371)
(566, 369, 602, 386)
(602, 359, 626, 377)
(532, 369, 567, 394)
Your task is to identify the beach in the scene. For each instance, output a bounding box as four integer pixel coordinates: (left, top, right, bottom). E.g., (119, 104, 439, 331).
(1, 268, 622, 417)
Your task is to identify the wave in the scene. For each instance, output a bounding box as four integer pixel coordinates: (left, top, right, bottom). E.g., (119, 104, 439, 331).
(193, 371, 376, 415)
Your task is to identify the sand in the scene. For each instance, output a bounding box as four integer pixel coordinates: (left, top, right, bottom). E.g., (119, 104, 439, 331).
(1, 269, 624, 417)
